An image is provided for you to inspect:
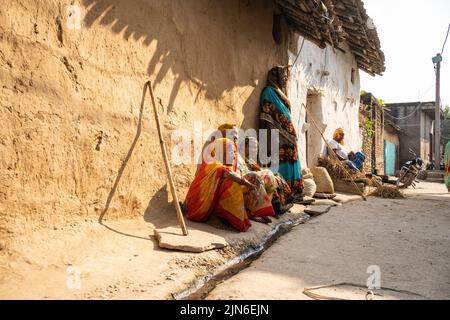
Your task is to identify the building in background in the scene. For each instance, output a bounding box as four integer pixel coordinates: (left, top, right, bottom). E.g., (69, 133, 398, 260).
(385, 101, 443, 168)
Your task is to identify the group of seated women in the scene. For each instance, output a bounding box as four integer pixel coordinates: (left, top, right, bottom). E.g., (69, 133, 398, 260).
(183, 65, 370, 232)
(185, 124, 297, 231)
(184, 66, 303, 232)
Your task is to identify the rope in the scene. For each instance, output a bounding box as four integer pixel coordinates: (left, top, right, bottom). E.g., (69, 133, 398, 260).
(441, 23, 450, 56)
(384, 81, 436, 121)
(384, 102, 423, 121)
(303, 282, 423, 300)
(291, 37, 306, 69)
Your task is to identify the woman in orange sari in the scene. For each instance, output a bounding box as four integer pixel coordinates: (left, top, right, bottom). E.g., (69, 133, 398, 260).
(186, 137, 274, 232)
(216, 124, 275, 220)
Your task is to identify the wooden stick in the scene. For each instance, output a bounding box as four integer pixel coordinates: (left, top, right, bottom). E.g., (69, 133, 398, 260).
(302, 103, 367, 201)
(146, 81, 189, 235)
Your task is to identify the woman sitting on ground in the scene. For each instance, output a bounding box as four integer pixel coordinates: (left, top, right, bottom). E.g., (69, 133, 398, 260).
(329, 128, 366, 171)
(238, 136, 293, 216)
(215, 123, 292, 220)
(216, 124, 276, 223)
(186, 133, 274, 232)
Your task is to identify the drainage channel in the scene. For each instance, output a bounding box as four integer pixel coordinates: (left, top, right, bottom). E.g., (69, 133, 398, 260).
(172, 214, 311, 300)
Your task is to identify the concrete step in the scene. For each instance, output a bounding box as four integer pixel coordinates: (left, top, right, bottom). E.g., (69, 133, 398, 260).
(426, 177, 445, 183)
(426, 171, 444, 179)
(426, 169, 444, 173)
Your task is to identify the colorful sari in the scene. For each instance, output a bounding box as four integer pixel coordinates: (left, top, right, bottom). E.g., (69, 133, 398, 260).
(215, 124, 274, 217)
(259, 66, 302, 193)
(186, 138, 274, 232)
(445, 140, 450, 191)
(238, 151, 292, 207)
(236, 154, 275, 217)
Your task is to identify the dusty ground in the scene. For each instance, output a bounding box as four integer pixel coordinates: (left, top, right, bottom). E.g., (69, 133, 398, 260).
(2, 182, 447, 300)
(0, 199, 313, 299)
(207, 182, 450, 300)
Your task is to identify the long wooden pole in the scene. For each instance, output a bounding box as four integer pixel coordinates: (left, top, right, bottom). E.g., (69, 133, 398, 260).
(146, 81, 189, 235)
(302, 102, 367, 201)
(434, 54, 441, 167)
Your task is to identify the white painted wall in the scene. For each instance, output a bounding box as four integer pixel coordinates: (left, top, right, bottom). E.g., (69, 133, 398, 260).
(287, 35, 362, 169)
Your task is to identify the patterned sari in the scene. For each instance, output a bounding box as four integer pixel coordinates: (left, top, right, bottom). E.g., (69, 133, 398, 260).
(237, 147, 292, 210)
(236, 155, 276, 217)
(259, 66, 302, 193)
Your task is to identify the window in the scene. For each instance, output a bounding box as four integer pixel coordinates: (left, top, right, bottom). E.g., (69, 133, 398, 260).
(350, 68, 356, 84)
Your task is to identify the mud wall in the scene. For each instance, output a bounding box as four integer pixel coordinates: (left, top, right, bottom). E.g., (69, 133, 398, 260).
(0, 0, 285, 237)
(288, 35, 362, 169)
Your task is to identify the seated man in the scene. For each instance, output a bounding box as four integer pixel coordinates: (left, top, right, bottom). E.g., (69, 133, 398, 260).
(329, 128, 365, 171)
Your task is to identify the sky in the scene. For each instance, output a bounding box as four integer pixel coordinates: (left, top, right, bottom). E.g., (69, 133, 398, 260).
(360, 0, 450, 108)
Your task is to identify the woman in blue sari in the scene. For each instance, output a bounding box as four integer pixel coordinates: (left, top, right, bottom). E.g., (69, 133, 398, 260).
(259, 66, 303, 195)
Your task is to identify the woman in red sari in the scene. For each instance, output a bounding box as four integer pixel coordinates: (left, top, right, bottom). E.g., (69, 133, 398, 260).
(185, 137, 274, 232)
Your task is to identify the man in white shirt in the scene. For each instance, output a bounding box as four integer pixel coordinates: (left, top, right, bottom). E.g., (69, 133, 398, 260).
(329, 128, 365, 171)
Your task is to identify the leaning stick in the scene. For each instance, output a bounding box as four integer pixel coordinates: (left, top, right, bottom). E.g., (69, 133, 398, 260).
(302, 103, 367, 201)
(146, 81, 189, 235)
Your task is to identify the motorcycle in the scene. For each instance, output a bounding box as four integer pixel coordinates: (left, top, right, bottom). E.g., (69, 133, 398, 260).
(396, 148, 424, 189)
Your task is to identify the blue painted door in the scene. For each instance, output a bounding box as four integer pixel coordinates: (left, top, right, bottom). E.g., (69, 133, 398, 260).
(384, 140, 396, 176)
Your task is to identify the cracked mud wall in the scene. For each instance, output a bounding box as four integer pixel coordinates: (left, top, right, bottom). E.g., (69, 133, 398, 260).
(0, 0, 285, 244)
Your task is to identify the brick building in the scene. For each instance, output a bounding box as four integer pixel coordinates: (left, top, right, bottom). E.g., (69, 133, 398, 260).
(360, 93, 384, 175)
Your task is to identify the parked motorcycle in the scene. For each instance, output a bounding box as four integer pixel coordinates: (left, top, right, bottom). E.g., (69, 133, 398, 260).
(396, 149, 424, 189)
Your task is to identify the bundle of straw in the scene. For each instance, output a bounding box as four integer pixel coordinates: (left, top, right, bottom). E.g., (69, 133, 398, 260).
(318, 157, 368, 182)
(317, 156, 404, 199)
(370, 179, 404, 199)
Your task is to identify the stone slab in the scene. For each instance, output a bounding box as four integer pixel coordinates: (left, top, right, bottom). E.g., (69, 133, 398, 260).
(304, 205, 331, 216)
(311, 199, 342, 206)
(154, 227, 228, 253)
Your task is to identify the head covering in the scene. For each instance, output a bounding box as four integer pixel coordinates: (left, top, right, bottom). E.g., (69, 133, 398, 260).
(267, 66, 291, 108)
(267, 66, 289, 91)
(333, 128, 345, 145)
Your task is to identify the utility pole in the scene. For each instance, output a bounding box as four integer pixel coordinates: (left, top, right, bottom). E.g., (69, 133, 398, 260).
(432, 53, 442, 167)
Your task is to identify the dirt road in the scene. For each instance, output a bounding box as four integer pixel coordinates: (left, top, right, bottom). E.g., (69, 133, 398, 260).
(207, 182, 450, 300)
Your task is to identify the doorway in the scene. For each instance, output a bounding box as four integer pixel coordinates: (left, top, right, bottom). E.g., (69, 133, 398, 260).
(305, 91, 323, 168)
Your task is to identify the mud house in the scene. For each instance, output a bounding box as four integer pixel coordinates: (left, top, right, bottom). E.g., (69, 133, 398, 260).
(0, 0, 383, 241)
(276, 0, 385, 168)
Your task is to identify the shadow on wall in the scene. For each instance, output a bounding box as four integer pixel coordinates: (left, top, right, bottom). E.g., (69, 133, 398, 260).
(97, 83, 148, 238)
(82, 0, 275, 114)
(81, 0, 286, 232)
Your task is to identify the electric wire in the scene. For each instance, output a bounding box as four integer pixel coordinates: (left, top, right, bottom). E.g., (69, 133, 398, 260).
(440, 23, 450, 55)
